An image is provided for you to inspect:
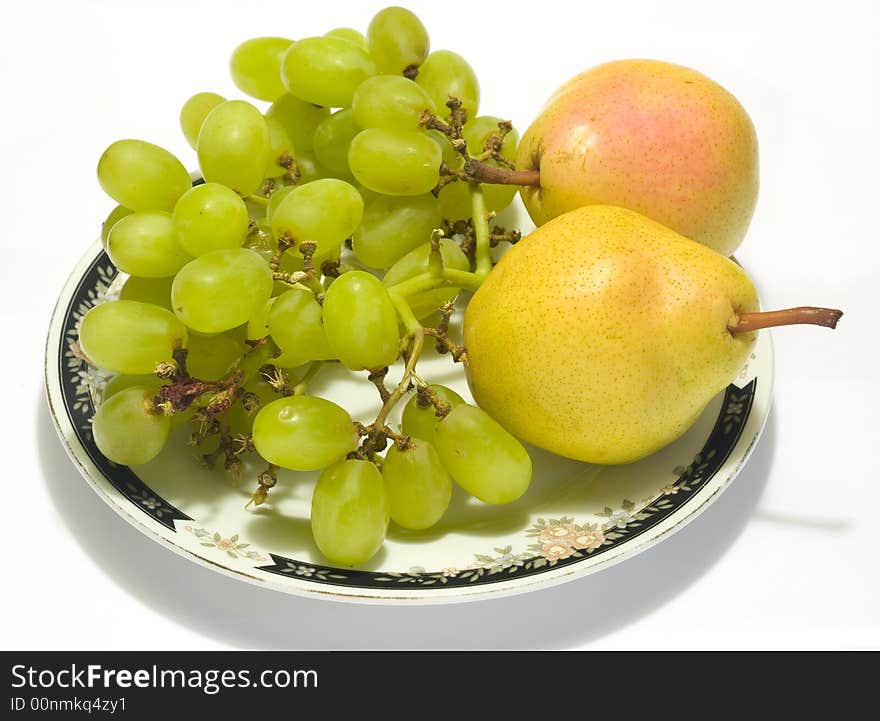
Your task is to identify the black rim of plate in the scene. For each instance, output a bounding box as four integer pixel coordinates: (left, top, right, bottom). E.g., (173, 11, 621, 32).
(58, 251, 757, 591)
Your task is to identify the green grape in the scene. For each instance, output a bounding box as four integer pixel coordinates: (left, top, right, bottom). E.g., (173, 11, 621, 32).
(172, 183, 249, 257)
(281, 37, 376, 108)
(185, 331, 244, 380)
(266, 94, 330, 154)
(264, 117, 296, 178)
(438, 178, 516, 221)
(367, 6, 429, 75)
(93, 387, 170, 465)
(433, 404, 532, 504)
(416, 50, 480, 120)
(226, 323, 249, 345)
(244, 228, 276, 265)
(180, 92, 226, 149)
(119, 275, 174, 311)
(107, 211, 191, 278)
(97, 139, 191, 212)
(312, 109, 359, 175)
(172, 248, 273, 333)
(239, 342, 274, 383)
(437, 182, 471, 221)
(266, 185, 296, 223)
(230, 37, 294, 101)
(270, 348, 310, 370)
(270, 178, 363, 257)
(103, 374, 163, 400)
(324, 27, 367, 50)
(352, 193, 440, 269)
(197, 100, 270, 196)
(348, 128, 441, 195)
(427, 129, 459, 167)
(101, 205, 132, 250)
(268, 288, 334, 366)
(382, 440, 452, 530)
(463, 116, 517, 157)
(292, 152, 326, 184)
(400, 384, 465, 441)
(104, 374, 197, 431)
(252, 395, 358, 470)
(322, 270, 400, 370)
(463, 115, 519, 213)
(228, 378, 277, 435)
(108, 375, 196, 429)
(247, 297, 274, 340)
(356, 183, 379, 206)
(351, 75, 436, 132)
(383, 238, 470, 318)
(311, 459, 388, 565)
(79, 300, 188, 374)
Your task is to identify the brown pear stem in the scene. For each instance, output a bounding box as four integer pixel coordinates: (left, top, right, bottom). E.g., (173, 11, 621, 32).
(463, 159, 541, 187)
(729, 306, 843, 334)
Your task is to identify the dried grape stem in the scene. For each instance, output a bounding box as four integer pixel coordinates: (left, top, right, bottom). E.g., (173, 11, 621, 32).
(246, 463, 278, 509)
(415, 385, 452, 418)
(729, 306, 844, 334)
(367, 367, 392, 404)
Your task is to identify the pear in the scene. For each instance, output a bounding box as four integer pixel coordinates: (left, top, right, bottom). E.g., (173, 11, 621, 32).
(463, 205, 840, 464)
(465, 59, 758, 256)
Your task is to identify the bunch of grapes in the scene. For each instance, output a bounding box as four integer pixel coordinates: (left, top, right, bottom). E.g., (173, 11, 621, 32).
(81, 6, 531, 566)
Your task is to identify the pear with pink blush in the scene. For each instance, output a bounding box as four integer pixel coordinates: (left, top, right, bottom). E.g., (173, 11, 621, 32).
(477, 59, 759, 256)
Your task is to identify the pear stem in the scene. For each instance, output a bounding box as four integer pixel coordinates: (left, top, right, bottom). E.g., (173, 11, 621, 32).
(463, 159, 540, 187)
(729, 306, 843, 334)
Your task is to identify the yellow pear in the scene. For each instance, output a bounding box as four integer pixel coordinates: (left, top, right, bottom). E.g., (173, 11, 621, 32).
(464, 205, 839, 464)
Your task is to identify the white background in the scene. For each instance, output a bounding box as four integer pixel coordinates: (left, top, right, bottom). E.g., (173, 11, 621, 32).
(2, 0, 878, 649)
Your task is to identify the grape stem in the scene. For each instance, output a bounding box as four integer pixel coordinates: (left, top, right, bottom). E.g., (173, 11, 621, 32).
(388, 289, 423, 335)
(471, 185, 492, 279)
(367, 367, 392, 403)
(387, 269, 481, 298)
(247, 194, 269, 207)
(373, 328, 425, 429)
(292, 361, 323, 395)
(729, 306, 843, 334)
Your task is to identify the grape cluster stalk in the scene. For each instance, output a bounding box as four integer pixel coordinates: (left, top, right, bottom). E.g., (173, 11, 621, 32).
(83, 6, 534, 566)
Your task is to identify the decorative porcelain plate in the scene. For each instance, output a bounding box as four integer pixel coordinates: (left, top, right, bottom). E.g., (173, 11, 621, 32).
(45, 239, 772, 604)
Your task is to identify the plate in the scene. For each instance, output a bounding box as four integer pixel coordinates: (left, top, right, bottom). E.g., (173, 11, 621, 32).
(45, 240, 772, 604)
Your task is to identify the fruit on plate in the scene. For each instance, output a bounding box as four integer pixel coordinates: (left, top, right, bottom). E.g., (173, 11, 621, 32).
(463, 59, 758, 256)
(79, 6, 840, 569)
(464, 205, 841, 464)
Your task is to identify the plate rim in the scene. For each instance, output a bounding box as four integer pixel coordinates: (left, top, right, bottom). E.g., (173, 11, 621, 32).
(44, 241, 773, 605)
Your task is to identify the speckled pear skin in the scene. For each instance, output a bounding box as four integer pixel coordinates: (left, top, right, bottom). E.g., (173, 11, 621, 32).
(517, 59, 759, 256)
(463, 205, 759, 464)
